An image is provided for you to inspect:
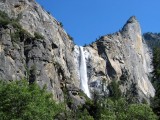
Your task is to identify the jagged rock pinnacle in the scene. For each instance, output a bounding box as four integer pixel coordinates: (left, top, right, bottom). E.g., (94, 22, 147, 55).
(126, 16, 138, 24)
(121, 16, 141, 35)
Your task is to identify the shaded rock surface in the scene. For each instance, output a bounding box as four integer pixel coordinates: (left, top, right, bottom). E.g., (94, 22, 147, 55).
(143, 32, 160, 49)
(0, 0, 155, 103)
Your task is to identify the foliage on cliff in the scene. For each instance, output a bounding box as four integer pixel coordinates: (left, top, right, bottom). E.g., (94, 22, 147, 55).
(86, 88, 157, 120)
(144, 32, 160, 117)
(151, 47, 160, 117)
(91, 98, 157, 120)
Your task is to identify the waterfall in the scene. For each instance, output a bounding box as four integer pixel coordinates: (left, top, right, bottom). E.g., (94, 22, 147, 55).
(79, 46, 91, 98)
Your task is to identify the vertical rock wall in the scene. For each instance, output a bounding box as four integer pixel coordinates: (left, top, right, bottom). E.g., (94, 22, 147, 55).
(0, 0, 155, 102)
(84, 17, 155, 101)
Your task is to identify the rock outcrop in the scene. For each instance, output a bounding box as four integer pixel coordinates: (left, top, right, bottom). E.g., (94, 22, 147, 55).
(0, 0, 155, 103)
(143, 32, 160, 49)
(0, 0, 79, 102)
(83, 16, 155, 102)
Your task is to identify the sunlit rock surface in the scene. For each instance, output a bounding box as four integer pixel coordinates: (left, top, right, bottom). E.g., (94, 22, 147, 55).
(0, 0, 155, 103)
(84, 16, 155, 102)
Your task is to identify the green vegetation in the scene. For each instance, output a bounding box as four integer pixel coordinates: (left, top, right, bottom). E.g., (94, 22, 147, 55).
(0, 80, 64, 120)
(0, 10, 32, 43)
(0, 10, 44, 42)
(143, 33, 160, 119)
(86, 83, 157, 120)
(152, 48, 160, 79)
(56, 109, 94, 120)
(59, 22, 63, 27)
(0, 10, 158, 120)
(10, 27, 31, 43)
(0, 78, 157, 120)
(151, 47, 160, 117)
(34, 32, 44, 40)
(91, 98, 157, 120)
(67, 33, 74, 41)
(144, 33, 160, 118)
(109, 80, 122, 100)
(0, 10, 10, 27)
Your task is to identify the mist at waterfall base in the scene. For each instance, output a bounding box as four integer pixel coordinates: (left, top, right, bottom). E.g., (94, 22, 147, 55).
(79, 46, 91, 98)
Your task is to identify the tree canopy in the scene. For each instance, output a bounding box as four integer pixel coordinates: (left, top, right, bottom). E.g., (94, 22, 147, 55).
(0, 80, 64, 120)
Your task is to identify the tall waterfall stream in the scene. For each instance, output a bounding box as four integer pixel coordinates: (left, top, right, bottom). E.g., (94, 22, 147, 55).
(79, 46, 91, 98)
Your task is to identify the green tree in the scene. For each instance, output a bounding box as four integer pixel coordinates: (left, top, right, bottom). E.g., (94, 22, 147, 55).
(127, 104, 158, 120)
(152, 48, 160, 79)
(151, 47, 160, 118)
(0, 80, 64, 120)
(89, 97, 157, 120)
(109, 80, 122, 100)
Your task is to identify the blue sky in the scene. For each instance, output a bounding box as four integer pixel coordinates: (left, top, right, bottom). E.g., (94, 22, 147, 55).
(36, 0, 160, 46)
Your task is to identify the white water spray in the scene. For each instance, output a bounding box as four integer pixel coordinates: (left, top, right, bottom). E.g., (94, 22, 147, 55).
(79, 46, 91, 98)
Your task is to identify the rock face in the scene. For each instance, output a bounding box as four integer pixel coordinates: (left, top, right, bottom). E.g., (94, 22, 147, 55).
(0, 0, 79, 102)
(0, 0, 155, 103)
(143, 32, 160, 49)
(84, 16, 155, 102)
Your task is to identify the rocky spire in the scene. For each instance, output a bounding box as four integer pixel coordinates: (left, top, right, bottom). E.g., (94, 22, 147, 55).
(121, 16, 141, 36)
(126, 16, 137, 23)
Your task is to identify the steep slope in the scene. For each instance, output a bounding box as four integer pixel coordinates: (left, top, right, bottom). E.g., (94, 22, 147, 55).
(83, 16, 155, 102)
(0, 0, 155, 103)
(143, 32, 160, 48)
(0, 0, 80, 102)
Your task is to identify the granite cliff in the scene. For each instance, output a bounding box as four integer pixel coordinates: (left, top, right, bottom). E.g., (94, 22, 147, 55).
(83, 16, 154, 102)
(0, 0, 155, 103)
(143, 32, 160, 49)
